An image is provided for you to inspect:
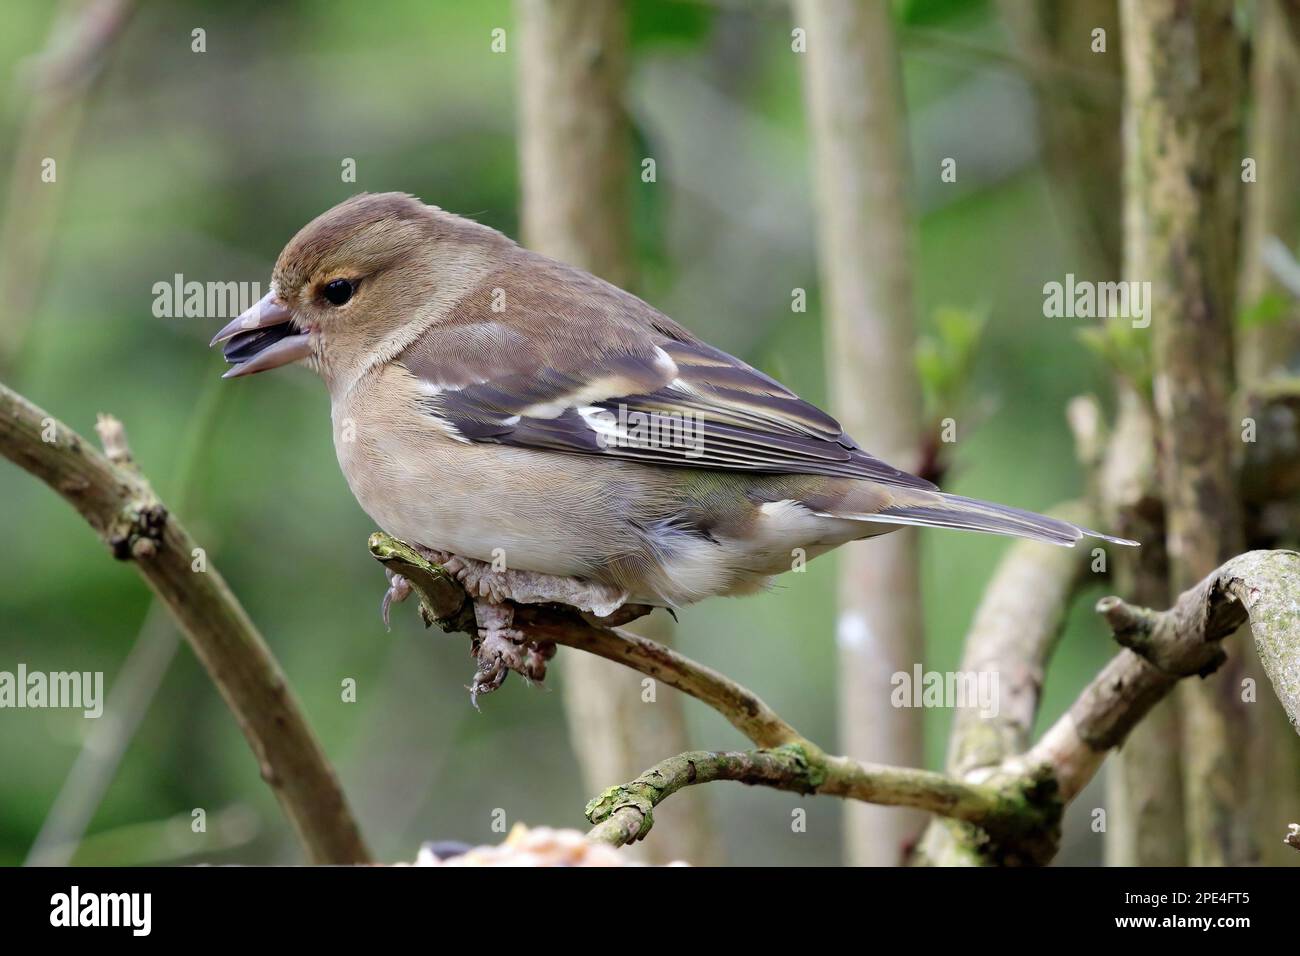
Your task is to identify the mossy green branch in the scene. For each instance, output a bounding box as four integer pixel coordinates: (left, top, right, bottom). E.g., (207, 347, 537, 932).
(368, 534, 1299, 865)
(584, 746, 827, 847)
(369, 533, 474, 631)
(585, 743, 1062, 864)
(371, 533, 1066, 856)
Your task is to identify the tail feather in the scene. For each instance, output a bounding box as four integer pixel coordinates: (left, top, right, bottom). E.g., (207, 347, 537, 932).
(823, 491, 1139, 548)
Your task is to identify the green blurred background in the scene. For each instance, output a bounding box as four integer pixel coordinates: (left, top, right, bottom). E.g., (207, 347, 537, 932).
(0, 0, 1124, 865)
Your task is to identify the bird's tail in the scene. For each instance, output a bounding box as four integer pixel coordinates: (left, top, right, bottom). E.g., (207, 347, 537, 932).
(826, 491, 1138, 548)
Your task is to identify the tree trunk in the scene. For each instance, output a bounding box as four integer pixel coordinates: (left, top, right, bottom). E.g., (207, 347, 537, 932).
(994, 0, 1189, 866)
(795, 0, 926, 865)
(1120, 0, 1252, 866)
(997, 0, 1123, 274)
(1237, 0, 1300, 866)
(514, 0, 718, 865)
(1239, 0, 1300, 384)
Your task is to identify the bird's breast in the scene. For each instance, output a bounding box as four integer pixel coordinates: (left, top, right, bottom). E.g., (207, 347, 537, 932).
(328, 366, 635, 579)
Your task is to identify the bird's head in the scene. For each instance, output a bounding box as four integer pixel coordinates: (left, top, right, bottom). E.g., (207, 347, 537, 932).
(210, 192, 506, 391)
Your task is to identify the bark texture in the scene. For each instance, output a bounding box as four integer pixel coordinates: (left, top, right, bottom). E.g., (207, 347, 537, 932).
(1121, 0, 1252, 866)
(1237, 0, 1300, 866)
(998, 0, 1124, 273)
(1029, 550, 1300, 800)
(916, 502, 1092, 865)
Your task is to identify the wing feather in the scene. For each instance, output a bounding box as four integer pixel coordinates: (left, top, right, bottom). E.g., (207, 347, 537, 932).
(394, 254, 936, 490)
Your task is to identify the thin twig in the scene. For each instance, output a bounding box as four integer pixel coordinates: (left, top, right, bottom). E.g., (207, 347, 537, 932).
(25, 376, 228, 866)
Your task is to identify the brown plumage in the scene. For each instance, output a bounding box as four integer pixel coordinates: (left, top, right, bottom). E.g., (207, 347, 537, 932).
(211, 192, 1135, 609)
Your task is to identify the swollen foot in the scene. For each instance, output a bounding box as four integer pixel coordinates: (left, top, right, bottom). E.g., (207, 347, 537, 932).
(379, 547, 628, 704)
(468, 600, 556, 707)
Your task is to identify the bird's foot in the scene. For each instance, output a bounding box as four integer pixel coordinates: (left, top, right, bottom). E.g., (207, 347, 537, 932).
(468, 600, 556, 707)
(377, 544, 639, 703)
(420, 548, 629, 619)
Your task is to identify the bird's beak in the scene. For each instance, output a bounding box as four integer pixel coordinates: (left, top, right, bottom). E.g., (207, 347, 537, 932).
(210, 292, 313, 379)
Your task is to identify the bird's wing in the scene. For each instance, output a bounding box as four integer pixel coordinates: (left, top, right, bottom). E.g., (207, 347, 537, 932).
(394, 257, 936, 490)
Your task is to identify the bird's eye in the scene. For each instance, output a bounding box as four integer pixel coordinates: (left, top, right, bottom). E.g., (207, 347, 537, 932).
(322, 278, 354, 306)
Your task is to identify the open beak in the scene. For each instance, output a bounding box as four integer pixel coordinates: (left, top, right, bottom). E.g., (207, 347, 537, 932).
(210, 291, 313, 379)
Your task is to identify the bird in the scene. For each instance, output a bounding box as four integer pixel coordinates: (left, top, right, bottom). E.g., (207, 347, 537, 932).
(211, 192, 1134, 694)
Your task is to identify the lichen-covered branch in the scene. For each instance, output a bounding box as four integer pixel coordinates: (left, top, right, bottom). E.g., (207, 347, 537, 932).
(0, 382, 370, 864)
(585, 747, 822, 847)
(1028, 549, 1300, 802)
(371, 534, 1299, 865)
(916, 499, 1093, 864)
(945, 500, 1094, 774)
(372, 532, 1062, 863)
(584, 743, 1057, 864)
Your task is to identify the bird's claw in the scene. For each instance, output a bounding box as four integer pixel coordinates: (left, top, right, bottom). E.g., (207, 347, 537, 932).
(467, 600, 556, 706)
(381, 570, 413, 630)
(378, 549, 588, 705)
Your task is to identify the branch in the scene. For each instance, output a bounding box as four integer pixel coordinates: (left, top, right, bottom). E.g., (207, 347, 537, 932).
(371, 533, 1299, 864)
(1028, 549, 1300, 801)
(944, 500, 1094, 775)
(0, 381, 370, 864)
(370, 533, 1060, 862)
(585, 743, 1058, 864)
(1088, 386, 1185, 865)
(915, 499, 1094, 865)
(369, 533, 800, 748)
